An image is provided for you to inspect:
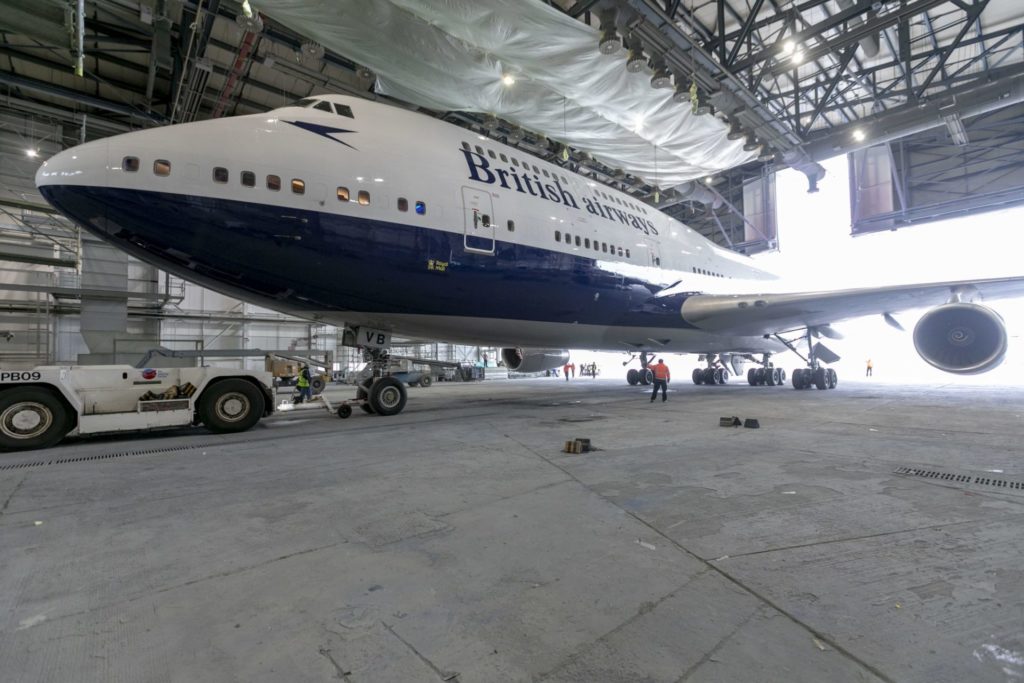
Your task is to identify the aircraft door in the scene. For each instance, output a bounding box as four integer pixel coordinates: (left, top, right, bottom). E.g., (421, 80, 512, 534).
(461, 186, 495, 254)
(643, 237, 662, 268)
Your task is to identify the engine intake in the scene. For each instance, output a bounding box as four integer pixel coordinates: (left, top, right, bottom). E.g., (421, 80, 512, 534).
(501, 348, 570, 374)
(912, 303, 1007, 375)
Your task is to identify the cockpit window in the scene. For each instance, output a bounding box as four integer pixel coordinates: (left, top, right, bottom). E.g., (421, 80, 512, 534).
(333, 103, 354, 119)
(290, 97, 318, 107)
(313, 100, 333, 113)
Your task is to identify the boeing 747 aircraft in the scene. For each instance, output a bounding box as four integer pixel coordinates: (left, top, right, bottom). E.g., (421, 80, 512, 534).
(36, 94, 1024, 415)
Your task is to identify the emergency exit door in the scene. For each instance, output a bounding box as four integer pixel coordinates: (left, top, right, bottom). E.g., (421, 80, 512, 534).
(461, 186, 495, 254)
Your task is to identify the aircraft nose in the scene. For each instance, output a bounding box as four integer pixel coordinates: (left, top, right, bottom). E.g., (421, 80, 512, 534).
(35, 139, 109, 189)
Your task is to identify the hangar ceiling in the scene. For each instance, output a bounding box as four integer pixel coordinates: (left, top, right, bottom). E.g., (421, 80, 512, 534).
(0, 0, 1022, 252)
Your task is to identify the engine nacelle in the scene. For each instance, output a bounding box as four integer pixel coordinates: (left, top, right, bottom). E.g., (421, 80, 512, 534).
(912, 303, 1007, 375)
(501, 348, 570, 374)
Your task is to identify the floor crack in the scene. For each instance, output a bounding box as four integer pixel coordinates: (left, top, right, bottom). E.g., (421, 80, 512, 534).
(382, 620, 459, 681)
(318, 645, 353, 679)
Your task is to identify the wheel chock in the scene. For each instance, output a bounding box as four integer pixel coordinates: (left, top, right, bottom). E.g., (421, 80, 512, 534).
(744, 418, 760, 429)
(563, 438, 592, 453)
(720, 416, 742, 427)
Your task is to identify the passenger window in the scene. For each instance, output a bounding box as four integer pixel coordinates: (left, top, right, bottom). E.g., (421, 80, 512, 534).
(533, 165, 540, 174)
(415, 200, 426, 214)
(542, 169, 550, 178)
(602, 243, 608, 252)
(511, 158, 519, 167)
(241, 170, 255, 187)
(574, 236, 581, 247)
(500, 153, 508, 162)
(337, 186, 350, 201)
(507, 220, 515, 232)
(333, 103, 354, 118)
(213, 167, 228, 183)
(487, 149, 496, 159)
(291, 179, 305, 194)
(461, 141, 470, 151)
(153, 159, 171, 176)
(617, 247, 623, 256)
(122, 156, 139, 172)
(584, 238, 591, 248)
(564, 232, 571, 243)
(267, 175, 280, 191)
(314, 101, 333, 113)
(397, 197, 408, 212)
(358, 190, 370, 205)
(555, 230, 561, 241)
(475, 145, 484, 155)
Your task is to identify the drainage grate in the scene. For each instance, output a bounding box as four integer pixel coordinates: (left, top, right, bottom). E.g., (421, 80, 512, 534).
(0, 442, 222, 472)
(894, 466, 1024, 491)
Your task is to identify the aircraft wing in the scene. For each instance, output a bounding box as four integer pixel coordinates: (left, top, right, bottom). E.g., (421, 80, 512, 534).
(679, 276, 1024, 336)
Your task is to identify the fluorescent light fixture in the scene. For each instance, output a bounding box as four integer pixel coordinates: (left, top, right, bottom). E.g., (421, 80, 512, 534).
(477, 135, 486, 140)
(780, 40, 795, 55)
(791, 51, 805, 64)
(704, 176, 714, 185)
(356, 176, 364, 181)
(501, 73, 516, 86)
(25, 149, 37, 158)
(373, 178, 383, 182)
(852, 129, 866, 142)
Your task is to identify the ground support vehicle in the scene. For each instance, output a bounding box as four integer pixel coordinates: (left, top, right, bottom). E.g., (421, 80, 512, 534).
(0, 366, 275, 451)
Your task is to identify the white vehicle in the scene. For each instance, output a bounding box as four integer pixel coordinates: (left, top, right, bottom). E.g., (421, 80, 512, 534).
(35, 94, 1024, 410)
(0, 366, 275, 451)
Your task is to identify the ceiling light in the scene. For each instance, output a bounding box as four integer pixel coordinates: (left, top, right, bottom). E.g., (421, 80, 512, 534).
(650, 62, 672, 89)
(780, 40, 795, 55)
(626, 46, 647, 73)
(791, 51, 805, 65)
(704, 176, 714, 185)
(25, 149, 38, 158)
(501, 73, 516, 86)
(852, 129, 866, 142)
(373, 178, 383, 182)
(598, 9, 622, 55)
(726, 123, 746, 141)
(599, 30, 623, 55)
(300, 41, 324, 61)
(672, 80, 689, 103)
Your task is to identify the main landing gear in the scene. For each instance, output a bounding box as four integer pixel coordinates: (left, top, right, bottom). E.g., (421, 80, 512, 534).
(691, 353, 730, 385)
(772, 329, 839, 391)
(625, 351, 654, 386)
(744, 353, 786, 387)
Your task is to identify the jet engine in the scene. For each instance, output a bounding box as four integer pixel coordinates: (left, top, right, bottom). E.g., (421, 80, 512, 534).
(501, 348, 570, 373)
(912, 303, 1007, 375)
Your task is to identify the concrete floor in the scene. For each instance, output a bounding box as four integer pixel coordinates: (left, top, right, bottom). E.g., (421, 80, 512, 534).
(1, 375, 1023, 682)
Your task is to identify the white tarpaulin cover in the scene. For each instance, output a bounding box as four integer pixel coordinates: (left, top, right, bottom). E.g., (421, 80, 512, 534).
(256, 0, 757, 187)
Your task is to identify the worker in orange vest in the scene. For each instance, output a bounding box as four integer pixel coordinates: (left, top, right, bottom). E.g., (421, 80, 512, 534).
(649, 358, 670, 402)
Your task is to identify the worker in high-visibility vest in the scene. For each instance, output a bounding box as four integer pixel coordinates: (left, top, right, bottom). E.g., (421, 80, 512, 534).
(649, 358, 670, 402)
(295, 364, 312, 404)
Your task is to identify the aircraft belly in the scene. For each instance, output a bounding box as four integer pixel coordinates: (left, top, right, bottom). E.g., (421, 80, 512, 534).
(35, 186, 782, 352)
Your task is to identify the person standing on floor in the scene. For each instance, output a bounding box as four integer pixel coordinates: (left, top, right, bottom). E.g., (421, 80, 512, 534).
(649, 358, 670, 402)
(866, 358, 873, 377)
(295, 363, 312, 404)
(563, 362, 571, 381)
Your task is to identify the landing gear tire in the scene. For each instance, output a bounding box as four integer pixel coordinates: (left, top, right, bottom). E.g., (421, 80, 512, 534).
(368, 377, 407, 416)
(0, 386, 71, 451)
(693, 368, 705, 385)
(337, 404, 352, 419)
(777, 369, 786, 384)
(716, 368, 729, 384)
(792, 369, 805, 390)
(814, 368, 828, 390)
(747, 368, 757, 386)
(827, 368, 838, 389)
(627, 369, 640, 385)
(639, 368, 653, 385)
(772, 368, 783, 385)
(198, 379, 265, 433)
(764, 368, 776, 386)
(357, 378, 375, 413)
(753, 368, 765, 385)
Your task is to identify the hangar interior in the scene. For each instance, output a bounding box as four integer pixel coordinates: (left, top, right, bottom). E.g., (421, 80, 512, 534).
(2, 1, 1024, 682)
(0, 0, 1022, 370)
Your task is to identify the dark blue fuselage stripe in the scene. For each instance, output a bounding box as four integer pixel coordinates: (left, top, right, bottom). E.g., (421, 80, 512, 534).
(39, 185, 698, 329)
